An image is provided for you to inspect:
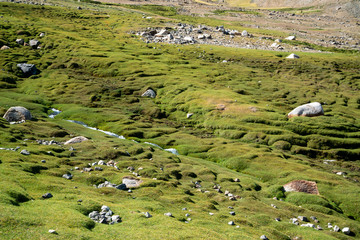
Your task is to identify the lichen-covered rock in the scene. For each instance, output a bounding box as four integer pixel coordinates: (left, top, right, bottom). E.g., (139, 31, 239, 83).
(283, 180, 319, 195)
(3, 106, 32, 122)
(287, 102, 324, 118)
(64, 136, 88, 145)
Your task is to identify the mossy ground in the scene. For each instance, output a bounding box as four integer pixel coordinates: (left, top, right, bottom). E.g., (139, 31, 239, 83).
(0, 1, 359, 239)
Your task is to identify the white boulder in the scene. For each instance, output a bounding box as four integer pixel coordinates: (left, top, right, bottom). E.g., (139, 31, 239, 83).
(288, 102, 324, 118)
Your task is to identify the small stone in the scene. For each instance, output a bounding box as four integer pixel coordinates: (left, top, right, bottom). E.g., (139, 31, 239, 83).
(260, 235, 269, 240)
(317, 225, 323, 230)
(209, 212, 214, 216)
(310, 216, 317, 221)
(62, 173, 73, 180)
(48, 229, 57, 234)
(75, 167, 80, 170)
(94, 166, 103, 171)
(286, 53, 300, 59)
(111, 215, 121, 223)
(301, 223, 315, 228)
(77, 199, 83, 203)
(228, 221, 235, 225)
(164, 212, 173, 217)
(42, 193, 53, 199)
(275, 218, 281, 222)
(144, 212, 152, 218)
(273, 197, 278, 200)
(128, 189, 132, 193)
(182, 208, 187, 211)
(186, 113, 193, 118)
(228, 206, 234, 209)
(98, 160, 105, 165)
(20, 149, 30, 155)
(333, 225, 340, 232)
(342, 227, 350, 235)
(41, 160, 46, 163)
(101, 205, 110, 212)
(16, 39, 24, 45)
(229, 211, 235, 215)
(234, 178, 240, 182)
(39, 32, 45, 37)
(298, 216, 309, 222)
(185, 213, 190, 217)
(285, 36, 296, 40)
(271, 204, 277, 209)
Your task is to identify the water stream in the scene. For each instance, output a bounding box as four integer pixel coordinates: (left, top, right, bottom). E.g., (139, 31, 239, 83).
(48, 108, 178, 155)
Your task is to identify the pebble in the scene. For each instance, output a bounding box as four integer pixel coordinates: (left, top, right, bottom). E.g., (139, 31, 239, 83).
(62, 173, 73, 180)
(275, 218, 281, 222)
(20, 149, 30, 155)
(229, 211, 235, 215)
(144, 212, 152, 218)
(164, 212, 173, 217)
(260, 235, 268, 240)
(185, 213, 190, 217)
(48, 229, 57, 234)
(209, 212, 214, 216)
(228, 221, 235, 225)
(333, 225, 340, 232)
(41, 160, 46, 163)
(42, 193, 53, 199)
(298, 216, 309, 222)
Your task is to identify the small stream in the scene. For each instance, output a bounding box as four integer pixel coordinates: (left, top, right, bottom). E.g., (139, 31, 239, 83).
(48, 108, 178, 155)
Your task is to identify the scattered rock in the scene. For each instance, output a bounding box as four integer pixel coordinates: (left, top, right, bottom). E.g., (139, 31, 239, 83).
(20, 149, 30, 155)
(286, 53, 300, 59)
(17, 63, 39, 77)
(1, 45, 10, 50)
(62, 173, 73, 180)
(141, 88, 156, 98)
(89, 206, 121, 224)
(298, 216, 309, 222)
(3, 106, 32, 122)
(342, 227, 351, 235)
(301, 223, 315, 228)
(16, 39, 24, 45)
(275, 218, 281, 222)
(229, 211, 236, 215)
(144, 212, 152, 218)
(186, 113, 193, 118)
(48, 229, 57, 234)
(287, 102, 324, 118)
(228, 221, 235, 225)
(260, 235, 269, 240)
(122, 177, 142, 188)
(64, 136, 88, 145)
(94, 167, 103, 171)
(283, 180, 319, 194)
(42, 193, 53, 199)
(41, 160, 46, 163)
(241, 30, 248, 37)
(29, 39, 40, 48)
(39, 32, 45, 37)
(164, 212, 173, 217)
(333, 225, 340, 232)
(285, 36, 296, 40)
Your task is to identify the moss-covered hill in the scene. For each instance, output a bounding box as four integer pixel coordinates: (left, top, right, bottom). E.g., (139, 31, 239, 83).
(0, 1, 359, 239)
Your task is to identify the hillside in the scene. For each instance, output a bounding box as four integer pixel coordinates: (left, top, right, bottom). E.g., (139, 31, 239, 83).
(0, 0, 360, 239)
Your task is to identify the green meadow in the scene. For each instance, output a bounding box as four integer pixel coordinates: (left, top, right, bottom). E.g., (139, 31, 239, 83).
(0, 0, 359, 239)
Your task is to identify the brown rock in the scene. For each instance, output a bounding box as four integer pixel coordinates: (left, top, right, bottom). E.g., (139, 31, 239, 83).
(283, 180, 319, 195)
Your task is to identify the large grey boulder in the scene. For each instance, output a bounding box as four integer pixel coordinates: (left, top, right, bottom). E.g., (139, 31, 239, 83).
(17, 63, 39, 77)
(287, 102, 324, 118)
(64, 136, 88, 145)
(3, 106, 32, 122)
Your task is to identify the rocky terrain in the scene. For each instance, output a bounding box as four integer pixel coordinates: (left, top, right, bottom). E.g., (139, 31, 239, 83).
(0, 0, 359, 239)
